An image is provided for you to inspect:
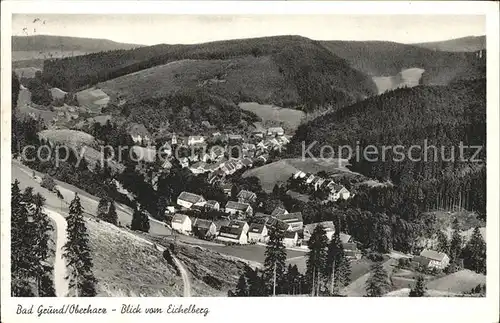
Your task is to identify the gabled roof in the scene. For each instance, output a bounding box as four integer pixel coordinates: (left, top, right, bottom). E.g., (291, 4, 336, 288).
(193, 218, 215, 230)
(225, 201, 251, 211)
(284, 231, 298, 239)
(339, 233, 352, 243)
(188, 135, 205, 141)
(248, 223, 266, 234)
(420, 249, 448, 262)
(304, 221, 335, 233)
(342, 242, 358, 251)
(277, 212, 303, 224)
(237, 190, 257, 200)
(190, 161, 207, 169)
(206, 200, 219, 207)
(214, 218, 231, 230)
(177, 191, 204, 204)
(271, 207, 288, 217)
(172, 213, 190, 224)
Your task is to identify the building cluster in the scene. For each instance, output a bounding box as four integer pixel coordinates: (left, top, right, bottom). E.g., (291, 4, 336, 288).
(170, 189, 361, 258)
(292, 170, 352, 202)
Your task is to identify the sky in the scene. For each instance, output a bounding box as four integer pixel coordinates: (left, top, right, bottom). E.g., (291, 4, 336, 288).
(12, 14, 486, 46)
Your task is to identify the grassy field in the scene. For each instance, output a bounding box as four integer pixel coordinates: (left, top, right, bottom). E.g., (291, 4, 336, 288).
(243, 158, 353, 192)
(426, 270, 486, 294)
(239, 102, 305, 132)
(203, 243, 306, 265)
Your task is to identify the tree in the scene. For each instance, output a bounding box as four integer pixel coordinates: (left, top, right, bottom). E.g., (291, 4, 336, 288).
(105, 200, 118, 225)
(244, 266, 266, 296)
(63, 193, 98, 296)
(409, 275, 426, 297)
(235, 274, 249, 296)
(461, 227, 486, 274)
(325, 233, 351, 294)
(306, 225, 328, 295)
(97, 197, 109, 221)
(263, 228, 287, 295)
(365, 262, 390, 297)
(131, 207, 150, 233)
(449, 219, 463, 265)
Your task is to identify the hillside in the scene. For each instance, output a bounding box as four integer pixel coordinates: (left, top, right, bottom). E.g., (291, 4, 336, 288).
(12, 35, 140, 61)
(413, 36, 486, 52)
(320, 40, 486, 85)
(43, 35, 377, 111)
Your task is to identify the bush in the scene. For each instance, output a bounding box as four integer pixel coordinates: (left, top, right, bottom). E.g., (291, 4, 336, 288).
(366, 252, 384, 262)
(397, 257, 411, 268)
(41, 174, 56, 191)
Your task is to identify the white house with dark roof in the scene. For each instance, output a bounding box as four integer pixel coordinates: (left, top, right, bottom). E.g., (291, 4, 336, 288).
(415, 249, 450, 270)
(271, 207, 288, 217)
(171, 214, 192, 234)
(283, 231, 298, 248)
(305, 174, 315, 184)
(303, 221, 335, 242)
(177, 192, 206, 209)
(267, 127, 284, 137)
(276, 212, 303, 231)
(248, 223, 269, 243)
(192, 218, 217, 239)
(237, 190, 257, 204)
(216, 220, 249, 244)
(225, 201, 253, 217)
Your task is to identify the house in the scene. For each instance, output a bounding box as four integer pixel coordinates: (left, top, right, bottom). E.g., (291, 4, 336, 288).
(162, 159, 173, 169)
(201, 153, 211, 163)
(415, 249, 450, 270)
(237, 190, 257, 204)
(247, 223, 269, 243)
(225, 201, 253, 217)
(271, 207, 288, 217)
(190, 161, 208, 175)
(214, 218, 231, 234)
(314, 178, 326, 191)
(343, 242, 362, 260)
(252, 122, 266, 138)
(165, 206, 176, 214)
(328, 184, 351, 202)
(212, 132, 221, 137)
(187, 136, 205, 146)
(128, 123, 151, 145)
(283, 231, 298, 248)
(221, 183, 233, 196)
(241, 158, 253, 168)
(267, 127, 285, 137)
(293, 170, 307, 179)
(179, 157, 189, 168)
(171, 133, 178, 145)
(192, 218, 217, 239)
(339, 233, 352, 244)
(278, 136, 290, 145)
(205, 200, 220, 211)
(177, 192, 205, 209)
(188, 154, 199, 163)
(171, 214, 192, 234)
(305, 174, 315, 184)
(221, 161, 237, 175)
(228, 134, 243, 143)
(216, 220, 249, 245)
(276, 212, 303, 231)
(303, 221, 335, 242)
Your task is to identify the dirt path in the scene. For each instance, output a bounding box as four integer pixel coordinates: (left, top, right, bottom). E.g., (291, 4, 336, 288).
(44, 209, 69, 297)
(172, 256, 192, 297)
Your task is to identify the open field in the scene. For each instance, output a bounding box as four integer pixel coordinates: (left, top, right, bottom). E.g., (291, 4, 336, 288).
(203, 244, 307, 265)
(341, 258, 396, 297)
(243, 158, 353, 192)
(426, 270, 486, 294)
(239, 102, 305, 132)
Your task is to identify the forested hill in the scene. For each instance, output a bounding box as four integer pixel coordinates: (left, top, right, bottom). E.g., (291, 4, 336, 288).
(413, 35, 486, 52)
(320, 40, 486, 84)
(12, 35, 141, 52)
(41, 35, 377, 110)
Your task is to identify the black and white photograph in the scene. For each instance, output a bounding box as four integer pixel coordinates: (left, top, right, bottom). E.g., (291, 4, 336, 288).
(1, 1, 499, 322)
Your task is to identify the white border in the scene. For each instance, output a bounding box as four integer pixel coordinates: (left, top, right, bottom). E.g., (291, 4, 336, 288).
(1, 2, 499, 323)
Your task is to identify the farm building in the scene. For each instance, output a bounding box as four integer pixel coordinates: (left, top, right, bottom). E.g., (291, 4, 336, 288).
(237, 190, 257, 204)
(283, 231, 299, 248)
(248, 223, 269, 243)
(177, 192, 206, 209)
(276, 212, 303, 231)
(192, 218, 217, 239)
(303, 221, 336, 242)
(225, 201, 253, 217)
(216, 220, 249, 245)
(414, 249, 450, 270)
(171, 214, 192, 234)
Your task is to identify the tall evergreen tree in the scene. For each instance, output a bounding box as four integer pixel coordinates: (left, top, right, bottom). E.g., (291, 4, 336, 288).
(325, 233, 351, 294)
(235, 274, 249, 296)
(286, 264, 301, 295)
(263, 228, 287, 295)
(365, 262, 391, 297)
(131, 207, 150, 232)
(63, 193, 98, 296)
(462, 227, 486, 274)
(97, 197, 109, 221)
(105, 200, 118, 225)
(449, 219, 463, 266)
(409, 275, 426, 297)
(306, 224, 328, 295)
